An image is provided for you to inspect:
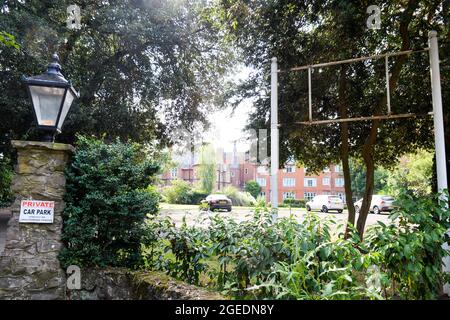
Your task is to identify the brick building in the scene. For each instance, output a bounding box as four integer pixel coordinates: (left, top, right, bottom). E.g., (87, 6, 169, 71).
(246, 163, 346, 203)
(160, 149, 346, 203)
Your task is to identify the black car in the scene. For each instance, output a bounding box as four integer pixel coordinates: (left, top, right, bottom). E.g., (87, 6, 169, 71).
(202, 194, 232, 212)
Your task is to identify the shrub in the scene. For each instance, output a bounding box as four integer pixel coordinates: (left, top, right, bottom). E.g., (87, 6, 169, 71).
(163, 181, 208, 205)
(142, 190, 450, 299)
(254, 195, 267, 208)
(190, 189, 209, 205)
(143, 216, 209, 285)
(59, 136, 160, 269)
(0, 156, 13, 207)
(163, 180, 192, 204)
(222, 186, 255, 206)
(244, 180, 261, 199)
(282, 198, 306, 208)
(365, 190, 450, 299)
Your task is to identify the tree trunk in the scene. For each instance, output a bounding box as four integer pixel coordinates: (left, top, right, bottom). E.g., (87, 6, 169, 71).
(355, 0, 419, 239)
(337, 65, 356, 238)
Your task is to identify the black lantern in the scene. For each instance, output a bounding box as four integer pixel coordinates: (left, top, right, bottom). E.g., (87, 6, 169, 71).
(23, 53, 79, 142)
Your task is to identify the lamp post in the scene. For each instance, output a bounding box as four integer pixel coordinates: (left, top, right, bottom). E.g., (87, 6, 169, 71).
(22, 53, 79, 142)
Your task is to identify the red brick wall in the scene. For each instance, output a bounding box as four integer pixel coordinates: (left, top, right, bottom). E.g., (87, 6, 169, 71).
(257, 165, 345, 203)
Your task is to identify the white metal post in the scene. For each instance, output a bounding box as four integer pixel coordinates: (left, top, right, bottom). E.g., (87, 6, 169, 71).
(308, 67, 312, 121)
(428, 30, 449, 295)
(270, 57, 279, 218)
(385, 55, 391, 115)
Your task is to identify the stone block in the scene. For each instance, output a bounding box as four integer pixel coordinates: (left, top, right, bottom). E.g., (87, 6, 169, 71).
(0, 141, 73, 300)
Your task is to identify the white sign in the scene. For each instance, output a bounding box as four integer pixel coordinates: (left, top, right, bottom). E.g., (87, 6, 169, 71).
(19, 200, 54, 224)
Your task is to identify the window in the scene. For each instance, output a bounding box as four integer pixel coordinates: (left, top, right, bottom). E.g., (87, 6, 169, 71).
(283, 192, 295, 200)
(283, 178, 295, 187)
(335, 165, 341, 172)
(304, 192, 316, 201)
(335, 178, 344, 187)
(244, 168, 248, 174)
(323, 177, 330, 185)
(256, 177, 266, 187)
(304, 178, 317, 187)
(231, 171, 235, 177)
(257, 166, 267, 174)
(260, 191, 266, 197)
(170, 168, 177, 178)
(285, 166, 295, 173)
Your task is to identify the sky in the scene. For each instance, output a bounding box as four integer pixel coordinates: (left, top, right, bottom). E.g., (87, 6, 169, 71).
(203, 65, 256, 153)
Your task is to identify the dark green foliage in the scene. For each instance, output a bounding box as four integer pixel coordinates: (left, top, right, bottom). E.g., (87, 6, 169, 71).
(365, 191, 450, 299)
(350, 159, 389, 200)
(144, 217, 208, 285)
(163, 180, 209, 205)
(244, 180, 261, 199)
(0, 1, 232, 154)
(0, 156, 13, 207)
(143, 191, 450, 299)
(189, 190, 210, 205)
(59, 136, 160, 268)
(211, 0, 445, 170)
(280, 198, 306, 208)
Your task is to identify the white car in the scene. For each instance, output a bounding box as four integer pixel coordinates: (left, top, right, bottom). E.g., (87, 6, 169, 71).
(306, 195, 344, 213)
(354, 195, 395, 214)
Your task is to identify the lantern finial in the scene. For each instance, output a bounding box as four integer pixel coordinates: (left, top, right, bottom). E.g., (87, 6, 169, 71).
(47, 52, 61, 75)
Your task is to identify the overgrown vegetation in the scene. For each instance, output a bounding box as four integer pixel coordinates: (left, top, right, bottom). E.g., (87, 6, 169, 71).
(143, 191, 450, 299)
(59, 136, 160, 269)
(279, 198, 306, 208)
(220, 186, 255, 206)
(244, 180, 261, 199)
(163, 180, 209, 205)
(0, 156, 13, 208)
(163, 182, 255, 206)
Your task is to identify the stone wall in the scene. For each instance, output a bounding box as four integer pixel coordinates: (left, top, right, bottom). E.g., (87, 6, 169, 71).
(68, 268, 225, 300)
(0, 141, 74, 299)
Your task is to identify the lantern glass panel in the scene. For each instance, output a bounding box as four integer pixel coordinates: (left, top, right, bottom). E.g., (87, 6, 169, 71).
(29, 85, 65, 127)
(57, 89, 75, 130)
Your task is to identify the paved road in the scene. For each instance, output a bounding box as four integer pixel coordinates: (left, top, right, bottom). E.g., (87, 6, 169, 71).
(160, 206, 390, 232)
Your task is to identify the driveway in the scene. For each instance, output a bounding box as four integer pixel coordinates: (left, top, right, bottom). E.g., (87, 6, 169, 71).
(159, 204, 390, 232)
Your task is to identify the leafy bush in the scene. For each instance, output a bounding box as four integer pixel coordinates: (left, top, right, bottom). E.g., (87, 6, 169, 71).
(143, 216, 209, 285)
(163, 180, 208, 205)
(190, 189, 209, 205)
(163, 180, 192, 204)
(221, 186, 255, 206)
(365, 191, 450, 299)
(142, 190, 450, 299)
(254, 195, 267, 208)
(59, 136, 160, 269)
(165, 219, 209, 285)
(244, 180, 261, 199)
(0, 156, 13, 208)
(280, 198, 306, 208)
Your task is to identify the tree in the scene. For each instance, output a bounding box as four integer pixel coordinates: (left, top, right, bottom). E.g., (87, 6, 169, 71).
(350, 159, 388, 200)
(245, 180, 261, 199)
(0, 31, 19, 49)
(385, 149, 434, 197)
(198, 144, 216, 193)
(0, 0, 232, 154)
(211, 0, 447, 238)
